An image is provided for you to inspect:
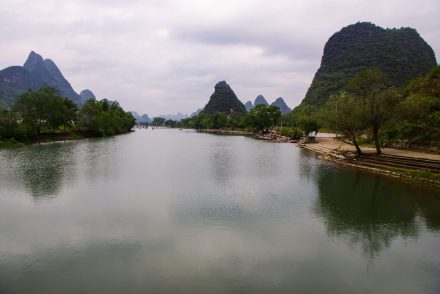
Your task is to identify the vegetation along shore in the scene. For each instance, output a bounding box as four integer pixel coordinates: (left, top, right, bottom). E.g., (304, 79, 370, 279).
(0, 86, 135, 147)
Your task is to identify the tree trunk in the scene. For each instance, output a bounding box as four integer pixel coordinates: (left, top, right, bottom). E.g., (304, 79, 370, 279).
(373, 125, 381, 154)
(353, 139, 363, 155)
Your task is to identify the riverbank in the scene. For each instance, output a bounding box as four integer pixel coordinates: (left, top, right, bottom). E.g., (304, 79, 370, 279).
(299, 137, 440, 187)
(0, 133, 86, 148)
(198, 129, 297, 143)
(0, 130, 133, 148)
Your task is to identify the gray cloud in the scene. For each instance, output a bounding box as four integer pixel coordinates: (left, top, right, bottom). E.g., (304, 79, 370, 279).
(1, 0, 439, 116)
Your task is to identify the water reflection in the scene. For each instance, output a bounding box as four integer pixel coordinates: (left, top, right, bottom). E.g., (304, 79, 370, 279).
(0, 136, 126, 200)
(314, 166, 440, 257)
(84, 137, 121, 183)
(210, 138, 235, 186)
(0, 142, 77, 199)
(1, 130, 440, 293)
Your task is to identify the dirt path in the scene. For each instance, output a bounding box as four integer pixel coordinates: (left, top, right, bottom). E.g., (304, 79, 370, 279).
(315, 137, 440, 161)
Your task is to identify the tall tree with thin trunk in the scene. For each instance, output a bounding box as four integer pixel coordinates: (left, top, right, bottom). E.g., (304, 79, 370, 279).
(349, 69, 399, 154)
(323, 92, 365, 155)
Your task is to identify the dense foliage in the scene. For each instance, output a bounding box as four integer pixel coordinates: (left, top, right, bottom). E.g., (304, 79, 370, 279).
(178, 104, 306, 140)
(0, 87, 135, 144)
(387, 66, 440, 146)
(321, 66, 440, 154)
(78, 99, 135, 136)
(151, 117, 166, 127)
(245, 105, 281, 132)
(294, 22, 437, 117)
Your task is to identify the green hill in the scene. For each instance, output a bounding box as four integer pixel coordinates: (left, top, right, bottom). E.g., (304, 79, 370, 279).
(296, 22, 437, 112)
(203, 81, 245, 114)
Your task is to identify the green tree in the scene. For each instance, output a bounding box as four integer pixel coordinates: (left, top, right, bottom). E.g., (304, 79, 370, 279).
(78, 100, 134, 136)
(14, 89, 47, 136)
(323, 92, 365, 155)
(13, 87, 77, 135)
(226, 113, 244, 129)
(62, 99, 78, 131)
(0, 109, 20, 138)
(349, 69, 400, 154)
(267, 105, 282, 129)
(298, 115, 320, 136)
(152, 117, 166, 127)
(78, 100, 103, 135)
(208, 112, 228, 129)
(247, 105, 274, 132)
(165, 119, 177, 128)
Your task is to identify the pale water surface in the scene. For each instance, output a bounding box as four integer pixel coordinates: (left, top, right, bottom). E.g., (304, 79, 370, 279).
(0, 129, 439, 293)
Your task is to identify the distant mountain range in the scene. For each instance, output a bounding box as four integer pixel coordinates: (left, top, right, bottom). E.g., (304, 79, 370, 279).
(158, 113, 189, 121)
(130, 111, 192, 123)
(244, 96, 292, 113)
(0, 51, 96, 107)
(130, 112, 151, 124)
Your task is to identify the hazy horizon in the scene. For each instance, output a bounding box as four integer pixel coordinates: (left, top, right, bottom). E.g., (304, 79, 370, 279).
(1, 0, 439, 117)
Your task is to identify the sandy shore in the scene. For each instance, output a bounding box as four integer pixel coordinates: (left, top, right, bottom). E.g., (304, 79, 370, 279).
(315, 137, 440, 161)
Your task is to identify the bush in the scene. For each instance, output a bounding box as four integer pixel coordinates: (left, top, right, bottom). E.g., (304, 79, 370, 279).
(280, 127, 303, 140)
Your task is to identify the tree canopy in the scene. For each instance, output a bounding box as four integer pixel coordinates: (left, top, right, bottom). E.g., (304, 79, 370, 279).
(0, 87, 135, 144)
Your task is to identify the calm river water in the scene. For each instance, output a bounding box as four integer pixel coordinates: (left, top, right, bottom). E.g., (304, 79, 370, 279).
(0, 129, 439, 293)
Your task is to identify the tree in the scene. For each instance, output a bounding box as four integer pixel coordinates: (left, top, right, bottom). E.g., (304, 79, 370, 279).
(323, 92, 365, 155)
(349, 69, 400, 154)
(78, 100, 103, 135)
(190, 113, 208, 129)
(0, 109, 20, 138)
(267, 105, 281, 129)
(384, 66, 440, 146)
(247, 104, 273, 132)
(208, 112, 227, 129)
(13, 87, 78, 135)
(78, 100, 134, 136)
(152, 117, 166, 127)
(226, 113, 243, 129)
(61, 98, 78, 131)
(298, 115, 320, 136)
(14, 89, 46, 136)
(165, 119, 177, 128)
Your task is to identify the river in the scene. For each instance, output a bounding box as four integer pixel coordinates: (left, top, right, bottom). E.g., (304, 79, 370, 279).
(0, 129, 439, 293)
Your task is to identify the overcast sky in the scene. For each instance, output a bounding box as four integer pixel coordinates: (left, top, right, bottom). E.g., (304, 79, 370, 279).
(1, 0, 438, 116)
